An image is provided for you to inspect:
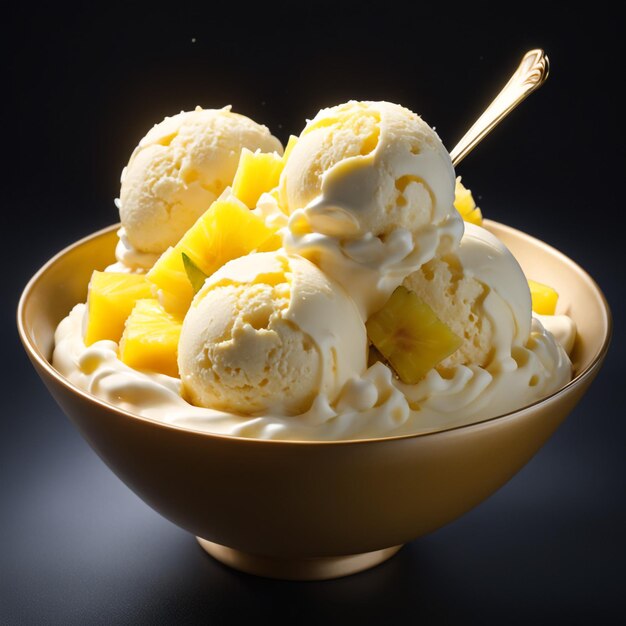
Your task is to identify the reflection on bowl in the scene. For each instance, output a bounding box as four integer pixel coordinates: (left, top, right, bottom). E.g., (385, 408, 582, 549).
(17, 220, 611, 580)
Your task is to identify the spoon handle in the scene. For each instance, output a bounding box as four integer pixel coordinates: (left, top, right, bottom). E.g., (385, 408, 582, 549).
(450, 49, 550, 167)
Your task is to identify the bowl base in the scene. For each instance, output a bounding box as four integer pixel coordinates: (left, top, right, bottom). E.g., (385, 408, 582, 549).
(196, 537, 403, 581)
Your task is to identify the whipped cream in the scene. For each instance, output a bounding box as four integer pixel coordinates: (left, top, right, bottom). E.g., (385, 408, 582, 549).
(284, 212, 463, 319)
(278, 101, 463, 318)
(105, 226, 160, 273)
(53, 303, 572, 441)
(534, 313, 577, 355)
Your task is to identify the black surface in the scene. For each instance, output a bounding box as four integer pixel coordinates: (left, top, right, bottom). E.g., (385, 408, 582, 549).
(4, 5, 624, 625)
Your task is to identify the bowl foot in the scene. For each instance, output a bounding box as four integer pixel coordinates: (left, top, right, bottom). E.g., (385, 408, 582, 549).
(196, 537, 403, 581)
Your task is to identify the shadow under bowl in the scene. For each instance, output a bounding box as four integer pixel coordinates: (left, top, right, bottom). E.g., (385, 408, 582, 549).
(17, 220, 611, 580)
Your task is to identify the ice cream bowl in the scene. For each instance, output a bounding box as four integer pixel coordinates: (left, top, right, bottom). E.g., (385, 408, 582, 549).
(17, 220, 611, 581)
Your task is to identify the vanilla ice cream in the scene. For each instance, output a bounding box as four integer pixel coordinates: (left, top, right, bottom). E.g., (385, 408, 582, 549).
(54, 297, 571, 440)
(177, 251, 367, 415)
(119, 106, 283, 254)
(280, 101, 463, 317)
(403, 223, 532, 368)
(51, 99, 576, 442)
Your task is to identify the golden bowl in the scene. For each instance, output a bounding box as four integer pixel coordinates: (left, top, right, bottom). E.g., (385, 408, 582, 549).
(17, 220, 611, 581)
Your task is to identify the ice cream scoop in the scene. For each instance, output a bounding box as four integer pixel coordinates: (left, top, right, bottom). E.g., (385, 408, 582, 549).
(280, 101, 463, 317)
(50, 223, 574, 443)
(119, 106, 282, 254)
(178, 251, 367, 416)
(280, 100, 458, 237)
(403, 222, 532, 369)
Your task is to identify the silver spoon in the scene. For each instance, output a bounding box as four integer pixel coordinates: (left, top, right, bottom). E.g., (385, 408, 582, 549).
(450, 49, 550, 167)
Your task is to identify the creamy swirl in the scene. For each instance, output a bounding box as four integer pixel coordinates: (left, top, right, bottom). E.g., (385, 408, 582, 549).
(284, 214, 464, 320)
(53, 304, 572, 441)
(106, 226, 160, 273)
(279, 101, 464, 318)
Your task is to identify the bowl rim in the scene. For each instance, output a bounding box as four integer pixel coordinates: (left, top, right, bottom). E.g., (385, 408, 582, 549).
(17, 220, 613, 447)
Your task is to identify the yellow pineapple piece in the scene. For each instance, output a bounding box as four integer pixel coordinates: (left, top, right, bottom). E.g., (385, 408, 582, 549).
(265, 138, 298, 214)
(256, 231, 283, 252)
(231, 148, 285, 209)
(84, 271, 153, 346)
(119, 299, 182, 378)
(366, 286, 462, 384)
(367, 345, 386, 368)
(147, 195, 277, 315)
(528, 279, 559, 315)
(282, 135, 298, 163)
(454, 177, 483, 226)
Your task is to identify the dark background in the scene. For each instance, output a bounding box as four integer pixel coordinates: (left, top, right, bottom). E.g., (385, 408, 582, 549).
(3, 4, 624, 624)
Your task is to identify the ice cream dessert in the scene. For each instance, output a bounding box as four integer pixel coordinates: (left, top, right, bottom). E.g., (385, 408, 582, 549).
(178, 251, 366, 415)
(52, 101, 575, 441)
(403, 222, 531, 370)
(280, 101, 463, 317)
(114, 106, 282, 271)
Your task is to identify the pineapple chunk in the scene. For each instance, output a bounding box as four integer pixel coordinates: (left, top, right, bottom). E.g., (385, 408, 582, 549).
(528, 279, 559, 315)
(147, 195, 277, 315)
(84, 271, 153, 346)
(282, 135, 298, 163)
(367, 345, 386, 368)
(231, 148, 285, 209)
(256, 231, 283, 252)
(454, 177, 483, 226)
(119, 299, 182, 378)
(366, 286, 462, 384)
